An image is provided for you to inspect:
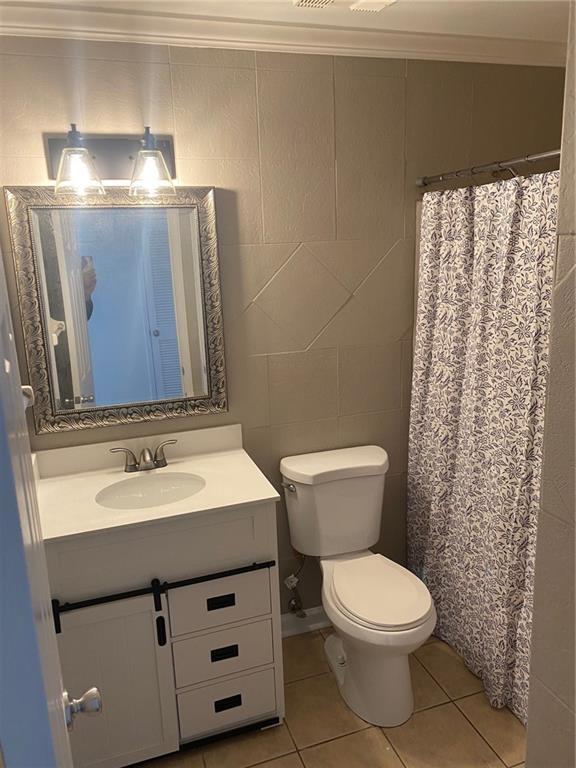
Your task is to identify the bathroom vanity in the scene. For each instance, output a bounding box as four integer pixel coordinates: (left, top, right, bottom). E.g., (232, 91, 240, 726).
(36, 425, 283, 768)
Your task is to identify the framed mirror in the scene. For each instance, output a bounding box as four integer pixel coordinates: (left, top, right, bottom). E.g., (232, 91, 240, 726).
(4, 187, 227, 434)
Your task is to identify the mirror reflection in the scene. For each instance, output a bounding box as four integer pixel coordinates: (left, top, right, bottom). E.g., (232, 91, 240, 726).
(30, 207, 209, 411)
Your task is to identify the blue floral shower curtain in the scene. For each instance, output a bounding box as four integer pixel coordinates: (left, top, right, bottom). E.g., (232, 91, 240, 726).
(408, 172, 559, 722)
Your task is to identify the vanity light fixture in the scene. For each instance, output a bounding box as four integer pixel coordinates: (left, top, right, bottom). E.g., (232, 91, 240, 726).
(129, 126, 176, 197)
(54, 124, 106, 196)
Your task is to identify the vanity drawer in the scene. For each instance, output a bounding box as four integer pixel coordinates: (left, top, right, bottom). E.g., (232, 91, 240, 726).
(177, 668, 276, 741)
(173, 619, 273, 688)
(168, 569, 271, 637)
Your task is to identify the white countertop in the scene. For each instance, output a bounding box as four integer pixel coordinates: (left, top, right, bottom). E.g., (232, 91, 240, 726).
(37, 427, 279, 542)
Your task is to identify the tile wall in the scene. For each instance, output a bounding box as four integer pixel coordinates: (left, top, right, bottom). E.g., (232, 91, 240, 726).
(0, 36, 565, 609)
(526, 5, 575, 767)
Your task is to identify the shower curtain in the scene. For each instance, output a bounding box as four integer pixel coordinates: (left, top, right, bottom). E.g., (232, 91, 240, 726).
(407, 171, 559, 722)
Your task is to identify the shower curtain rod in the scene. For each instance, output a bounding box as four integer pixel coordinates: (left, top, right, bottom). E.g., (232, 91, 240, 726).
(416, 149, 560, 188)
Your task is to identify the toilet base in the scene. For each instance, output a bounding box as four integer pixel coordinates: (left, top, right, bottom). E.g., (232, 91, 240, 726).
(324, 632, 414, 728)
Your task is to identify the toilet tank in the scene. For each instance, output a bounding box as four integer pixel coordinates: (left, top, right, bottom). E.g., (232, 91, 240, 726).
(280, 446, 389, 557)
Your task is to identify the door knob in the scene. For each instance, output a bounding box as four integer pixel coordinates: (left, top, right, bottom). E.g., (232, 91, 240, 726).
(63, 687, 102, 729)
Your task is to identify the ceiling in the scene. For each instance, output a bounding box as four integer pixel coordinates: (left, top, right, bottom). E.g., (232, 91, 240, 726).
(0, 0, 569, 66)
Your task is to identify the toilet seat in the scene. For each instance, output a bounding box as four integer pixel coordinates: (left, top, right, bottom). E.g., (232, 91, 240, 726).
(330, 554, 434, 632)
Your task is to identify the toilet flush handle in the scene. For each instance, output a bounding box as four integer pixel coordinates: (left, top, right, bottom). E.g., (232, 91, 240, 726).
(281, 481, 296, 493)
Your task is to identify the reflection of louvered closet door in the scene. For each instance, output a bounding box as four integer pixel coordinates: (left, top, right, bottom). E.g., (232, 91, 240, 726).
(142, 220, 184, 401)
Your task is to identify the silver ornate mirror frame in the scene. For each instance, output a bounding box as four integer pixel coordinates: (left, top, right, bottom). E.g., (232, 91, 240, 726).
(4, 186, 227, 434)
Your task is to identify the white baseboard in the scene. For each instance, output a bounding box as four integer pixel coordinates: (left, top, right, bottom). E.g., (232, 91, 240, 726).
(281, 605, 331, 637)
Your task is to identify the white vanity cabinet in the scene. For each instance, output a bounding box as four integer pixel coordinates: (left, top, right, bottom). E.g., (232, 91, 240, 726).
(38, 428, 284, 768)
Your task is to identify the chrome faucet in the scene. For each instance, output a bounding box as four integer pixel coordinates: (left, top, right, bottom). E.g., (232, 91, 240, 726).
(110, 440, 178, 473)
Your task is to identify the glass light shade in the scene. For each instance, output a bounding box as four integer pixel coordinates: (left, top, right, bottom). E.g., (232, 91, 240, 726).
(54, 147, 105, 196)
(129, 150, 176, 197)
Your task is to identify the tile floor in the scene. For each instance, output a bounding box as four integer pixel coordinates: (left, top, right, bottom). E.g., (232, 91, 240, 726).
(141, 629, 526, 768)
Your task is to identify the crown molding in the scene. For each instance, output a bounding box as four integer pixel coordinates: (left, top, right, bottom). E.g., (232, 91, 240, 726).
(0, 3, 566, 67)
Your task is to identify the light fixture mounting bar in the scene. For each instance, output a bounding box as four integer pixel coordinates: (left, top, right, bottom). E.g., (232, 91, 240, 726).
(44, 133, 176, 181)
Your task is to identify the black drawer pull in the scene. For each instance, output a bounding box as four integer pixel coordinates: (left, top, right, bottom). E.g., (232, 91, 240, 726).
(207, 593, 236, 611)
(214, 693, 242, 713)
(211, 644, 239, 663)
(156, 616, 167, 646)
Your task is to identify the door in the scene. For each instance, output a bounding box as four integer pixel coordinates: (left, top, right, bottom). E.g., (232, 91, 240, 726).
(54, 213, 95, 406)
(141, 217, 185, 401)
(0, 259, 73, 767)
(58, 595, 179, 768)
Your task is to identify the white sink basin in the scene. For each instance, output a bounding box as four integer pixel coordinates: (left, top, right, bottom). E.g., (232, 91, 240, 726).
(95, 471, 206, 510)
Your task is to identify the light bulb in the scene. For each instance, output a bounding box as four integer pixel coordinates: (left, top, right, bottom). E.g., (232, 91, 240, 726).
(129, 127, 176, 197)
(54, 125, 105, 196)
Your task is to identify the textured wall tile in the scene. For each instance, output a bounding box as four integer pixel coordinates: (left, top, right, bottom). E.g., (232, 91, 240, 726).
(173, 65, 258, 158)
(254, 245, 350, 347)
(0, 55, 173, 157)
(470, 64, 565, 166)
(312, 239, 414, 348)
(258, 69, 335, 242)
(334, 55, 405, 79)
(0, 156, 47, 185)
(306, 239, 395, 292)
(530, 511, 575, 711)
(526, 678, 575, 768)
(406, 60, 473, 180)
(237, 304, 302, 356)
(256, 51, 332, 73)
(176, 158, 262, 244)
(540, 266, 575, 523)
(0, 35, 169, 62)
(338, 408, 409, 474)
(374, 473, 407, 565)
(338, 343, 402, 416)
(226, 354, 270, 430)
(400, 338, 413, 409)
(170, 46, 254, 68)
(555, 235, 575, 286)
(220, 242, 298, 309)
(268, 349, 338, 425)
(335, 72, 405, 240)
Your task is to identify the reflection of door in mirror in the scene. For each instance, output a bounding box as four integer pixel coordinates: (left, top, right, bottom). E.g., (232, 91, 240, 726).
(30, 207, 208, 411)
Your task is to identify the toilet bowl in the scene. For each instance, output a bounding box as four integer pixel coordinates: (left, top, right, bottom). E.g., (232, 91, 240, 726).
(280, 446, 436, 727)
(320, 552, 436, 726)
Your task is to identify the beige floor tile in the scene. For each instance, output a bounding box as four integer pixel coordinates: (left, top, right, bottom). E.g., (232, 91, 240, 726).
(202, 723, 296, 768)
(384, 702, 503, 768)
(283, 631, 330, 682)
(257, 755, 305, 768)
(410, 655, 450, 711)
(300, 728, 404, 768)
(138, 748, 204, 767)
(456, 693, 526, 767)
(285, 673, 370, 748)
(415, 640, 484, 699)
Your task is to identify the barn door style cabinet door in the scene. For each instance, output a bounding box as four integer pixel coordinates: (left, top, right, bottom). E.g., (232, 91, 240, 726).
(58, 595, 179, 768)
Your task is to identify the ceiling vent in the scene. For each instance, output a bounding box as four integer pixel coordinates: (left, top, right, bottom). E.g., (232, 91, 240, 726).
(293, 0, 334, 7)
(350, 0, 397, 10)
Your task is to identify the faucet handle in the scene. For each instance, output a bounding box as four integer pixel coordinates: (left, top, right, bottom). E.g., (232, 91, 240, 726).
(110, 447, 138, 473)
(154, 439, 177, 468)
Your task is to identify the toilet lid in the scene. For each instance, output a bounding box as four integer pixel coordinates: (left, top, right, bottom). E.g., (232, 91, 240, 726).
(331, 554, 434, 631)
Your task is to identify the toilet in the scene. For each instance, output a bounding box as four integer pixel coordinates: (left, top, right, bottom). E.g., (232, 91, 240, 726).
(280, 445, 436, 727)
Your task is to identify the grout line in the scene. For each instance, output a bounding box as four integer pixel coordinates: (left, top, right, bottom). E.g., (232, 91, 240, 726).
(253, 55, 267, 243)
(293, 722, 371, 753)
(380, 729, 409, 768)
(250, 244, 302, 305)
(332, 54, 339, 242)
(454, 703, 511, 767)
